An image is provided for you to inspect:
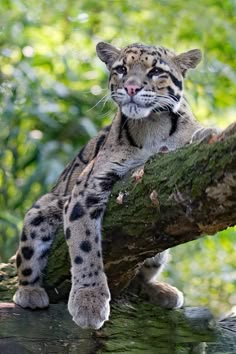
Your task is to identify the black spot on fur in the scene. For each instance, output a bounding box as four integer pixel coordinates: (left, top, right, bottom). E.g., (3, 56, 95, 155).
(65, 228, 71, 240)
(80, 240, 92, 253)
(64, 162, 80, 193)
(54, 214, 61, 221)
(74, 256, 83, 264)
(85, 194, 101, 208)
(22, 268, 32, 276)
(42, 235, 51, 242)
(82, 274, 86, 278)
(69, 202, 85, 221)
(90, 208, 103, 219)
(30, 231, 36, 239)
(92, 282, 96, 287)
(57, 199, 64, 209)
(21, 231, 27, 242)
(85, 229, 91, 236)
(16, 254, 22, 268)
(32, 204, 40, 209)
(19, 280, 29, 286)
(78, 145, 89, 164)
(94, 271, 99, 276)
(169, 112, 179, 136)
(90, 263, 94, 267)
(21, 246, 34, 260)
(97, 251, 101, 258)
(99, 172, 120, 191)
(31, 215, 44, 226)
(83, 283, 90, 287)
(169, 72, 183, 90)
(89, 272, 92, 277)
(61, 162, 73, 182)
(167, 86, 175, 97)
(64, 202, 69, 214)
(95, 236, 99, 243)
(93, 134, 106, 159)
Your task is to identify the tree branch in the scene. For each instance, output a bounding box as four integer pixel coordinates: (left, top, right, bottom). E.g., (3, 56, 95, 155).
(1, 124, 236, 302)
(42, 123, 236, 300)
(0, 302, 236, 353)
(103, 124, 236, 294)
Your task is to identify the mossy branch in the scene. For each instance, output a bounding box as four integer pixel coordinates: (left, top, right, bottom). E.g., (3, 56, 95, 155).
(1, 124, 236, 354)
(45, 122, 236, 299)
(1, 123, 236, 302)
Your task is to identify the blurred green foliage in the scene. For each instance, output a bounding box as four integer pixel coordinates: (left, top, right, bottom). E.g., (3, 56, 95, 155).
(0, 0, 235, 315)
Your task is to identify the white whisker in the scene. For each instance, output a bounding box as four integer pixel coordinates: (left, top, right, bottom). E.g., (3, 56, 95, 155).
(86, 93, 111, 112)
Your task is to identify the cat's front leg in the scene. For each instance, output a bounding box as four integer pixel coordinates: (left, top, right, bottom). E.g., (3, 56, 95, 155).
(64, 152, 137, 329)
(190, 126, 220, 143)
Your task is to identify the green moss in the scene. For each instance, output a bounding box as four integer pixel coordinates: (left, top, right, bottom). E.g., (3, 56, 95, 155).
(101, 302, 216, 354)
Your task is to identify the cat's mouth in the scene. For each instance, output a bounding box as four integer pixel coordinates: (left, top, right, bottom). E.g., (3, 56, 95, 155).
(121, 103, 152, 119)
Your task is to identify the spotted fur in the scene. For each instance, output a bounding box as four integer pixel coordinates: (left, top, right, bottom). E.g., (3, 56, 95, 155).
(13, 41, 218, 329)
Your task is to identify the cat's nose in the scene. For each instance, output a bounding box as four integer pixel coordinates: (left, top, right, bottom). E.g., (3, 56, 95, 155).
(124, 84, 142, 96)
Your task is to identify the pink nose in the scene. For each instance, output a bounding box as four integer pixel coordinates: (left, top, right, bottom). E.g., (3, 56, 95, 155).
(124, 84, 141, 96)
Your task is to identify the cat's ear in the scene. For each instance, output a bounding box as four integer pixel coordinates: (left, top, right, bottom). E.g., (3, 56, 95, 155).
(175, 49, 202, 76)
(96, 42, 121, 70)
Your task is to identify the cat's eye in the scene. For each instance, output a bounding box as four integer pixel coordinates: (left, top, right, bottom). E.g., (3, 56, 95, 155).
(114, 65, 127, 75)
(147, 67, 165, 78)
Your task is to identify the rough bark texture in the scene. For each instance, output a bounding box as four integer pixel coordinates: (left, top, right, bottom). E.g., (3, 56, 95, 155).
(1, 124, 236, 353)
(0, 301, 236, 354)
(1, 125, 236, 302)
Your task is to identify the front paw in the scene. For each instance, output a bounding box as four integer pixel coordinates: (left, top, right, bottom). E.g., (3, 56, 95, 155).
(13, 286, 49, 309)
(68, 283, 111, 329)
(190, 127, 219, 144)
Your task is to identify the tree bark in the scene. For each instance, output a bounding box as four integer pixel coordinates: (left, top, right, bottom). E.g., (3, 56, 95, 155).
(0, 301, 236, 354)
(1, 124, 236, 302)
(1, 124, 236, 353)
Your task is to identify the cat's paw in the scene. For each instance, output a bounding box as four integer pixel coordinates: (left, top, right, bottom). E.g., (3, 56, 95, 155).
(190, 127, 219, 144)
(13, 286, 49, 309)
(143, 281, 184, 309)
(68, 284, 111, 329)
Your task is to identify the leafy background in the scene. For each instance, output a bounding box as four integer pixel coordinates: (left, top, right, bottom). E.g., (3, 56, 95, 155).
(0, 0, 235, 316)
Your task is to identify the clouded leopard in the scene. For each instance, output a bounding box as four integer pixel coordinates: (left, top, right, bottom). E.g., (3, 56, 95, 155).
(13, 41, 217, 329)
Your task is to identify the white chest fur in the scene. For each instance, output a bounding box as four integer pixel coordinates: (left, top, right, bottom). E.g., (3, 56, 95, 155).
(133, 113, 179, 155)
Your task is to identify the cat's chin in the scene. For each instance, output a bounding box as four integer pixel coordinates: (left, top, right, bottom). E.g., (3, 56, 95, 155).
(121, 104, 151, 119)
